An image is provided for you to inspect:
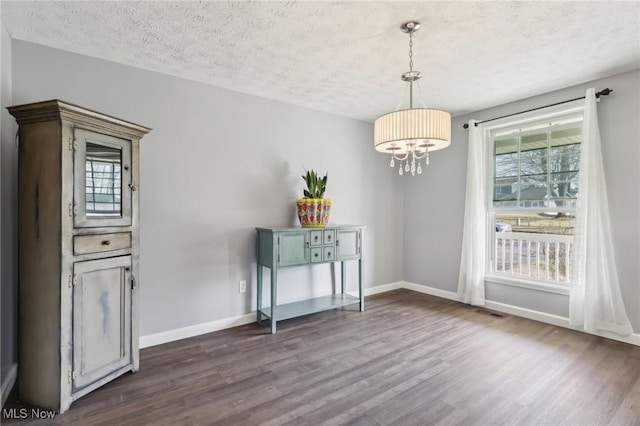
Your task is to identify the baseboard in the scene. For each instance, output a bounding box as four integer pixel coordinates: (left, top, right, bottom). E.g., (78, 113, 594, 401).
(1, 363, 17, 408)
(483, 299, 570, 328)
(402, 281, 640, 347)
(484, 298, 640, 346)
(363, 281, 403, 296)
(402, 281, 459, 301)
(139, 312, 256, 349)
(140, 281, 639, 349)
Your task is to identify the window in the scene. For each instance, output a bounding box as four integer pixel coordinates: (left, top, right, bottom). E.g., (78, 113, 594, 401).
(487, 112, 582, 290)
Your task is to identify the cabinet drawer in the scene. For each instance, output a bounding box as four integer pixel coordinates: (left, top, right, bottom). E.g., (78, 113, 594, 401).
(323, 246, 335, 262)
(309, 230, 323, 246)
(74, 232, 132, 255)
(310, 247, 323, 263)
(323, 230, 335, 245)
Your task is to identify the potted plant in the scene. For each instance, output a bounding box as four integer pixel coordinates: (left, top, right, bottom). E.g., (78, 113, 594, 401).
(296, 169, 331, 228)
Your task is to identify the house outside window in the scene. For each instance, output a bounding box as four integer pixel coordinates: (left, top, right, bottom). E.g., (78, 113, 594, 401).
(486, 111, 583, 293)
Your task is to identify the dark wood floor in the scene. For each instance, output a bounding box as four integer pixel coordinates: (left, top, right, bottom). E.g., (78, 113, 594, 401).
(4, 289, 640, 425)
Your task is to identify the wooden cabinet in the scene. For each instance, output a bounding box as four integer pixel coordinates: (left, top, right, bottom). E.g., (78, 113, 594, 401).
(8, 100, 150, 413)
(255, 226, 365, 333)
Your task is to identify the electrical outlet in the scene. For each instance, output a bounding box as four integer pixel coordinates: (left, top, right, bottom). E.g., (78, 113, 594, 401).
(238, 280, 247, 293)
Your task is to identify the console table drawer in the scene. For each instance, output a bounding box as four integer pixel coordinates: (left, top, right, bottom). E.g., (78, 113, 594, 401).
(310, 230, 323, 246)
(323, 230, 335, 245)
(323, 246, 335, 262)
(310, 247, 323, 263)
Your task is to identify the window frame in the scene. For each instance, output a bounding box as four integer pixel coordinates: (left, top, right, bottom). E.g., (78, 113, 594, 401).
(480, 100, 585, 294)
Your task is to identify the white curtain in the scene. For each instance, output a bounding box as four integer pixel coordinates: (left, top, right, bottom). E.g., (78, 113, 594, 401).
(457, 120, 486, 306)
(569, 88, 633, 336)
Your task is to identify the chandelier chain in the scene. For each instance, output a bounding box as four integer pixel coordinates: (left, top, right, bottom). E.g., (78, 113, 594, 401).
(408, 32, 413, 72)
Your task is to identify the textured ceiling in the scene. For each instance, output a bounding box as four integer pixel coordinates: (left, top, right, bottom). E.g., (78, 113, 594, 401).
(2, 1, 639, 122)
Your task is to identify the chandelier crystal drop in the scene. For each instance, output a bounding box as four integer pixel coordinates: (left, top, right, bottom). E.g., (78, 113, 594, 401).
(374, 21, 451, 176)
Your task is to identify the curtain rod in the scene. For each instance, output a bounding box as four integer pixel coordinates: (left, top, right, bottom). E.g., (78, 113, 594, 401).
(462, 88, 613, 129)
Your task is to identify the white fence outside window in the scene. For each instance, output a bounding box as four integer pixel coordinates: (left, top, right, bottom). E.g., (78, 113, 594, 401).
(493, 232, 573, 284)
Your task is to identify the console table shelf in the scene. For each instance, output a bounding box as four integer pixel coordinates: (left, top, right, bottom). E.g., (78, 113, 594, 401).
(259, 294, 360, 322)
(256, 225, 365, 333)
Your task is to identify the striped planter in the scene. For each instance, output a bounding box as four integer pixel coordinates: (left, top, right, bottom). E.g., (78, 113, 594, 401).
(296, 198, 331, 228)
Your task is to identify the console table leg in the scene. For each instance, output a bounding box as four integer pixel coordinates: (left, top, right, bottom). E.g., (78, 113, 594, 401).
(256, 265, 263, 324)
(270, 267, 277, 334)
(358, 258, 364, 311)
(341, 261, 346, 295)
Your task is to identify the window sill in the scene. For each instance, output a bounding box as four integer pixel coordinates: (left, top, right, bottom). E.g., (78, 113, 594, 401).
(484, 273, 570, 295)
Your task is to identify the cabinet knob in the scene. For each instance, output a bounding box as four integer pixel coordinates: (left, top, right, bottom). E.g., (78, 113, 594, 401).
(314, 253, 319, 257)
(101, 240, 111, 246)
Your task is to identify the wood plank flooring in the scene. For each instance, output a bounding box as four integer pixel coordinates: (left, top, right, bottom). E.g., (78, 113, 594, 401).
(3, 289, 640, 425)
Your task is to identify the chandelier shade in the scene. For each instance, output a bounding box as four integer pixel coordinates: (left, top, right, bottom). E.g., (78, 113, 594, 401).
(374, 108, 451, 154)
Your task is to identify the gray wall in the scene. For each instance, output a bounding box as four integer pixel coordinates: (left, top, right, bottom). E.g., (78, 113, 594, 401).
(10, 40, 404, 336)
(1, 19, 17, 398)
(404, 69, 640, 332)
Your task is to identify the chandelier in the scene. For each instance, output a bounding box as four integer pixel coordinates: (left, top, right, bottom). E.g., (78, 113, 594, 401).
(374, 21, 451, 176)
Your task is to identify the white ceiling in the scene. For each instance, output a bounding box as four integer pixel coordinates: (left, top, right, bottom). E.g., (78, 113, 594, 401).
(2, 1, 639, 122)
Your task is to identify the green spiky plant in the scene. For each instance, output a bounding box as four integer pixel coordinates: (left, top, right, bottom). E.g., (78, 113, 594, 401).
(302, 169, 328, 199)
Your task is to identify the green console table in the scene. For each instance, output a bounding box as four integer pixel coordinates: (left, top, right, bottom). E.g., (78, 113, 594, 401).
(255, 225, 365, 333)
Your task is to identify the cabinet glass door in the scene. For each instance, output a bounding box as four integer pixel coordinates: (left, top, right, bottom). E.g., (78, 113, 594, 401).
(74, 129, 132, 227)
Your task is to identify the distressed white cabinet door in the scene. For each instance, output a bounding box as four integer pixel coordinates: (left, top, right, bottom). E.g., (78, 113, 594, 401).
(73, 256, 132, 391)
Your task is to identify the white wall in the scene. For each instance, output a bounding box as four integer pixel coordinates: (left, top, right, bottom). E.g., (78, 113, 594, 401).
(9, 40, 404, 337)
(404, 69, 640, 332)
(1, 17, 17, 403)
